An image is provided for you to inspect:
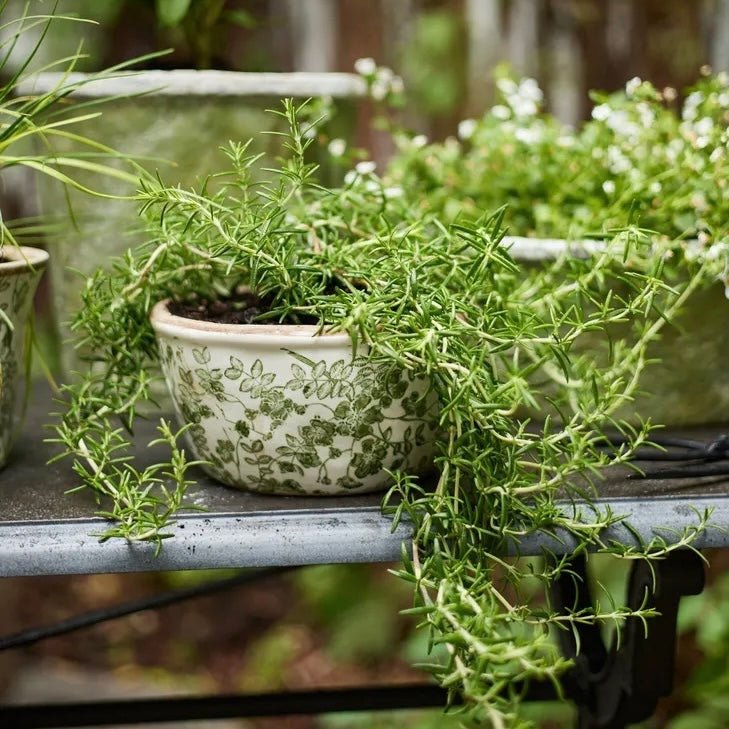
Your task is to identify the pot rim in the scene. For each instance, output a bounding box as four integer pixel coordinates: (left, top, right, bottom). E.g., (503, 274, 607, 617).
(150, 298, 353, 345)
(15, 70, 367, 100)
(0, 245, 49, 276)
(502, 236, 607, 261)
(502, 235, 700, 261)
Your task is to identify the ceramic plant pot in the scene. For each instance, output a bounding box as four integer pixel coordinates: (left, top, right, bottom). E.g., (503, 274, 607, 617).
(505, 236, 729, 426)
(15, 71, 366, 376)
(150, 300, 438, 495)
(0, 246, 48, 468)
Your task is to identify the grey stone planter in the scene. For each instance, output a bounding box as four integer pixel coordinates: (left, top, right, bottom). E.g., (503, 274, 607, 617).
(504, 236, 729, 426)
(15, 71, 366, 375)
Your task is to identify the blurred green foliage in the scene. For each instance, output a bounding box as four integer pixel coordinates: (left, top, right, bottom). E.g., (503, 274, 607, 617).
(667, 571, 729, 728)
(294, 565, 410, 664)
(399, 10, 465, 118)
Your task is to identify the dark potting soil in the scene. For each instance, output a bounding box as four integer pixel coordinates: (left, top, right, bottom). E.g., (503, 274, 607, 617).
(169, 292, 318, 326)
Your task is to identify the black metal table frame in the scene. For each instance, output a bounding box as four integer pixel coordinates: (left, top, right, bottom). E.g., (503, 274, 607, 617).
(1, 395, 725, 728)
(0, 539, 708, 729)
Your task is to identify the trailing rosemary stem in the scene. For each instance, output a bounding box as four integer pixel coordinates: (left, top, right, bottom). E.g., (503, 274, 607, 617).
(52, 101, 716, 726)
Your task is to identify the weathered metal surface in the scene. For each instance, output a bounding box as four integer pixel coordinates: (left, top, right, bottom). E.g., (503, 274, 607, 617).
(0, 390, 727, 576)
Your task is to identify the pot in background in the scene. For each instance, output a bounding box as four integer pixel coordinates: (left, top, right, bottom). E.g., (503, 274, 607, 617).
(0, 246, 48, 469)
(504, 236, 729, 426)
(16, 71, 366, 376)
(150, 300, 437, 495)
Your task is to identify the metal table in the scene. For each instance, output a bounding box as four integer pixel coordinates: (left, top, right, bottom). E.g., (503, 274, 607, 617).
(1, 389, 728, 728)
(2, 389, 729, 578)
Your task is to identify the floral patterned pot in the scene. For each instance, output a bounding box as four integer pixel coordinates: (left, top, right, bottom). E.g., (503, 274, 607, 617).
(150, 300, 438, 495)
(0, 246, 48, 469)
(505, 236, 729, 426)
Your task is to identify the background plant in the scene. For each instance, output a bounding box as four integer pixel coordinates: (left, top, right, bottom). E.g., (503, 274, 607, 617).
(0, 0, 153, 253)
(384, 70, 729, 263)
(154, 0, 255, 69)
(51, 100, 713, 724)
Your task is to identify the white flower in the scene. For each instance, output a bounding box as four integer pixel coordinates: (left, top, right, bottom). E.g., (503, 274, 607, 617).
(691, 192, 707, 210)
(443, 136, 460, 153)
(370, 80, 389, 101)
(637, 102, 654, 127)
(509, 97, 538, 118)
(344, 170, 357, 186)
(592, 103, 611, 121)
(665, 138, 684, 162)
(515, 126, 541, 145)
(607, 145, 631, 173)
(355, 160, 376, 175)
(327, 138, 346, 157)
(364, 180, 381, 193)
(518, 77, 543, 103)
(354, 57, 377, 76)
(719, 71, 729, 86)
(376, 66, 394, 84)
(694, 117, 714, 137)
(602, 180, 616, 195)
(710, 147, 723, 163)
(556, 135, 575, 147)
(384, 186, 404, 199)
(458, 119, 477, 139)
(649, 181, 662, 195)
(390, 76, 405, 95)
(625, 76, 642, 97)
(491, 104, 510, 120)
(606, 109, 640, 139)
(411, 134, 428, 148)
(682, 91, 703, 121)
(496, 77, 517, 96)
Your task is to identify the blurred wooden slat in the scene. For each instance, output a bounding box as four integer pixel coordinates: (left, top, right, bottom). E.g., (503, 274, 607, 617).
(464, 0, 502, 115)
(285, 0, 337, 71)
(547, 0, 581, 125)
(508, 0, 541, 78)
(711, 0, 729, 71)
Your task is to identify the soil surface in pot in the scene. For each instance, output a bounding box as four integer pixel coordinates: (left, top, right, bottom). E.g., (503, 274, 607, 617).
(170, 292, 319, 325)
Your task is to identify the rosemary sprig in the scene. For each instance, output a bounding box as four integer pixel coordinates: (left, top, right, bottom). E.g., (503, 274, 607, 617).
(54, 100, 710, 724)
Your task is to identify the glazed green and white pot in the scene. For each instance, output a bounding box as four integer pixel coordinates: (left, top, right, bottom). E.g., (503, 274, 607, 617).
(0, 246, 48, 469)
(16, 70, 366, 376)
(505, 236, 729, 426)
(150, 300, 438, 495)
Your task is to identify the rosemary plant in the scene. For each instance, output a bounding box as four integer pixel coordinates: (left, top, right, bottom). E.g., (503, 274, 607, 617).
(55, 102, 708, 724)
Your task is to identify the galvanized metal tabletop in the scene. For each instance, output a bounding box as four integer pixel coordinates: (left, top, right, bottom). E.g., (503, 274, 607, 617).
(2, 389, 729, 577)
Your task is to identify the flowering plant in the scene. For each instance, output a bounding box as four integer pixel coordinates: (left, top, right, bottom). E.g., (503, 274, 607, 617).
(383, 70, 729, 278)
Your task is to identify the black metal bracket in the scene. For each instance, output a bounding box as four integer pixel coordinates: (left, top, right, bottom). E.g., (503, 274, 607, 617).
(552, 549, 705, 729)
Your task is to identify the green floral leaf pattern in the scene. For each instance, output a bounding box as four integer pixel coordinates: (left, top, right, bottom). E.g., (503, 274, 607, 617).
(158, 343, 438, 495)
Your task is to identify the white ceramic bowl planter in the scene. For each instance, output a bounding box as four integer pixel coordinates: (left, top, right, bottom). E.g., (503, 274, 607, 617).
(151, 301, 438, 495)
(504, 236, 729, 426)
(0, 246, 48, 468)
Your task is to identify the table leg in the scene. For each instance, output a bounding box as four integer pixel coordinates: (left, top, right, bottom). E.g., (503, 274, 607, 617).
(551, 549, 705, 729)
